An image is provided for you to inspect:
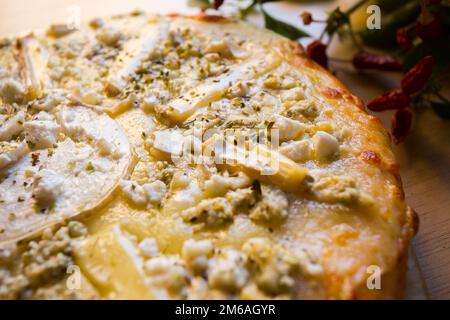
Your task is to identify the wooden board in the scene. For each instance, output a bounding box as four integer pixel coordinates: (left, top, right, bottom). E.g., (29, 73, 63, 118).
(1, 0, 447, 299)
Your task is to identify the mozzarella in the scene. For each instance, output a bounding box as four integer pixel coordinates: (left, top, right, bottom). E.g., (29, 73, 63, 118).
(152, 129, 185, 157)
(0, 141, 29, 170)
(142, 180, 166, 204)
(279, 140, 313, 162)
(24, 119, 61, 149)
(182, 239, 213, 274)
(0, 111, 25, 141)
(0, 79, 26, 104)
(120, 180, 147, 206)
(208, 248, 248, 292)
(32, 169, 64, 207)
(272, 114, 305, 142)
(139, 238, 160, 258)
(312, 131, 339, 160)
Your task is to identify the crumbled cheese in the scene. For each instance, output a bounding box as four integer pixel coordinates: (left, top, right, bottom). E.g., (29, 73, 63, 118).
(0, 224, 85, 299)
(140, 95, 160, 113)
(32, 169, 64, 207)
(285, 101, 318, 121)
(0, 79, 26, 104)
(0, 110, 25, 141)
(95, 137, 122, 159)
(96, 27, 122, 47)
(312, 131, 339, 160)
(32, 90, 66, 111)
(273, 115, 305, 142)
(249, 185, 289, 225)
(262, 74, 296, 90)
(142, 180, 166, 204)
(57, 109, 86, 138)
(310, 175, 366, 205)
(225, 187, 256, 209)
(169, 172, 192, 191)
(0, 141, 29, 169)
(33, 111, 54, 121)
(242, 237, 298, 295)
(280, 87, 305, 102)
(203, 172, 252, 197)
(138, 238, 159, 258)
(144, 255, 189, 292)
(152, 129, 185, 157)
(279, 140, 313, 162)
(182, 197, 234, 229)
(24, 119, 61, 149)
(228, 81, 248, 98)
(120, 179, 147, 206)
(80, 89, 104, 105)
(182, 239, 213, 274)
(208, 248, 248, 292)
(204, 40, 232, 57)
(68, 220, 88, 238)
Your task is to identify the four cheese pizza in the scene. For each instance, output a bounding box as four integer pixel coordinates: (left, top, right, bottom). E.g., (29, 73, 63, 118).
(0, 12, 417, 299)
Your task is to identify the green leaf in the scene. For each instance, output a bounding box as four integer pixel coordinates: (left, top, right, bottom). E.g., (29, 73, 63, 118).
(432, 102, 450, 119)
(262, 7, 309, 40)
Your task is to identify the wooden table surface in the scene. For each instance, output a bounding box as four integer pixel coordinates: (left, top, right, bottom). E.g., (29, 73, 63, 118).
(1, 0, 448, 299)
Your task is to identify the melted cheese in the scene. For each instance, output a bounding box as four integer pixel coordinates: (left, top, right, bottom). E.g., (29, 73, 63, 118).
(0, 12, 412, 300)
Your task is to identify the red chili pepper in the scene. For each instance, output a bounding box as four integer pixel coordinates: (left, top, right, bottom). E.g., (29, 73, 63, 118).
(416, 14, 444, 41)
(391, 109, 413, 144)
(353, 51, 403, 71)
(401, 55, 434, 95)
(367, 88, 410, 111)
(306, 40, 328, 69)
(396, 28, 413, 50)
(213, 0, 224, 10)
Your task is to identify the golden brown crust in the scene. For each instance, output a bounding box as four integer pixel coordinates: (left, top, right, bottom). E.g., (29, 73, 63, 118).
(275, 37, 416, 299)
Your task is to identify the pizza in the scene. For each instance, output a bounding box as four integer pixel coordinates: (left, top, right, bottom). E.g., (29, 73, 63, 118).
(0, 11, 417, 299)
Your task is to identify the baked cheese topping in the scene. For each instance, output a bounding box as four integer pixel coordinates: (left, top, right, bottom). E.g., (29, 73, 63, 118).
(0, 12, 414, 299)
